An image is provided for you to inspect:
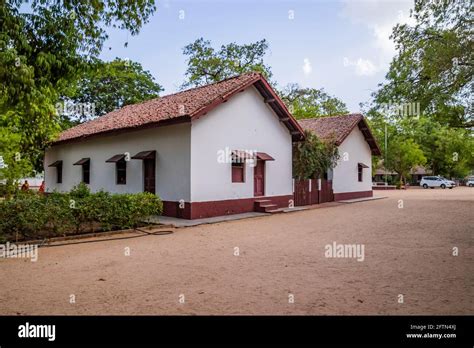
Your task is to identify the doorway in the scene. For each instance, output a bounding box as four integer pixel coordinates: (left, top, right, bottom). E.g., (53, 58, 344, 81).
(143, 158, 156, 194)
(254, 160, 265, 196)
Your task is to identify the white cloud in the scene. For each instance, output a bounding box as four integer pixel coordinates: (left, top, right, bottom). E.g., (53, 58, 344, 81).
(160, 0, 171, 8)
(302, 58, 312, 75)
(340, 0, 415, 74)
(343, 57, 378, 76)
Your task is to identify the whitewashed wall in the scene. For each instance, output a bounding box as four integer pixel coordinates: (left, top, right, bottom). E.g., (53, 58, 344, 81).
(45, 86, 294, 204)
(332, 127, 372, 194)
(44, 123, 191, 201)
(190, 87, 293, 202)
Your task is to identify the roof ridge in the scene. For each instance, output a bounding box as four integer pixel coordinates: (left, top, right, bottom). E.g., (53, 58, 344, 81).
(298, 113, 363, 122)
(54, 70, 306, 144)
(160, 71, 261, 100)
(115, 72, 257, 108)
(66, 72, 262, 128)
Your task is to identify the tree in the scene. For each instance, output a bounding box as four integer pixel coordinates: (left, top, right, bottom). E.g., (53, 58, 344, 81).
(366, 107, 473, 179)
(293, 130, 340, 180)
(0, 127, 32, 196)
(64, 58, 163, 122)
(280, 83, 348, 119)
(366, 0, 473, 179)
(409, 117, 474, 178)
(384, 137, 426, 186)
(182, 38, 272, 88)
(375, 0, 473, 128)
(0, 0, 156, 175)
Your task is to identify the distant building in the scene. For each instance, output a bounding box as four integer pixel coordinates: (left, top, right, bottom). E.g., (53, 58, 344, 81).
(373, 164, 431, 184)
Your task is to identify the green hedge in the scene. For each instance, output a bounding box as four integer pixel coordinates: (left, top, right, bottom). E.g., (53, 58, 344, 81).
(0, 183, 7, 197)
(0, 182, 18, 198)
(0, 183, 163, 242)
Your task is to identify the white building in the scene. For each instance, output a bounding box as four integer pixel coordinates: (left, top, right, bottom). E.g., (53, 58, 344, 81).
(299, 114, 381, 200)
(45, 72, 305, 219)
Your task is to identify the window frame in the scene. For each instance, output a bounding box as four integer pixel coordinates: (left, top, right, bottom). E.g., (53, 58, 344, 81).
(116, 159, 127, 185)
(231, 161, 245, 183)
(358, 164, 363, 182)
(82, 161, 90, 184)
(57, 162, 63, 184)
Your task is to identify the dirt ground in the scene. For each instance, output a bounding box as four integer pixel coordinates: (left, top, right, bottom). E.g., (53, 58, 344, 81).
(0, 187, 472, 315)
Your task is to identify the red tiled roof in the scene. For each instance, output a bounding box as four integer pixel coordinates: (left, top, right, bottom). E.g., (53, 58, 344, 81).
(55, 72, 304, 144)
(298, 113, 382, 155)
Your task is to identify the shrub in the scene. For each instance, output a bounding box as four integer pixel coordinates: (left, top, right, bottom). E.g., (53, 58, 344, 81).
(43, 192, 75, 235)
(0, 183, 7, 197)
(69, 189, 109, 233)
(81, 190, 113, 232)
(107, 192, 162, 229)
(70, 182, 91, 199)
(293, 130, 339, 180)
(0, 181, 19, 198)
(128, 192, 163, 226)
(0, 191, 48, 240)
(0, 188, 163, 241)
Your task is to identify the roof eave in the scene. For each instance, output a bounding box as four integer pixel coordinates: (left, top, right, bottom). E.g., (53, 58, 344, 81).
(51, 115, 192, 146)
(253, 77, 305, 142)
(190, 73, 305, 142)
(357, 118, 382, 156)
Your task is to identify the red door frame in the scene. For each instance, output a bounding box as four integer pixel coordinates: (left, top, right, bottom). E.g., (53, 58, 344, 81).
(254, 160, 265, 197)
(143, 158, 156, 194)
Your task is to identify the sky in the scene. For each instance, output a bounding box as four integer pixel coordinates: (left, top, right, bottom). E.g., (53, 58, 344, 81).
(99, 0, 415, 112)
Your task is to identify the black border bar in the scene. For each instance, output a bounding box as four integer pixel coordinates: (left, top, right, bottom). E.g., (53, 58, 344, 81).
(0, 315, 472, 346)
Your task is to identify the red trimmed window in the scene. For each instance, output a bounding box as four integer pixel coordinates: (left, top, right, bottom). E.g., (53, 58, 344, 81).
(232, 162, 244, 183)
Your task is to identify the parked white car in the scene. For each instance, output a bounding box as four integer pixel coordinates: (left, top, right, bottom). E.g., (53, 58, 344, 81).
(439, 177, 456, 187)
(420, 176, 455, 189)
(467, 179, 474, 187)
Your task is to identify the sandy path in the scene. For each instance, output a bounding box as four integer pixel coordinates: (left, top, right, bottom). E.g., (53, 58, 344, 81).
(0, 187, 472, 315)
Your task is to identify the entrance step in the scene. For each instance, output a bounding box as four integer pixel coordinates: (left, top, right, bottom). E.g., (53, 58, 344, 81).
(265, 208, 283, 214)
(254, 199, 279, 213)
(261, 204, 278, 212)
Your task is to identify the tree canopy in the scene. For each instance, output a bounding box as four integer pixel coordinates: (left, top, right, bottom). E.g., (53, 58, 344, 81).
(367, 0, 473, 179)
(182, 37, 349, 122)
(64, 58, 163, 123)
(182, 38, 272, 88)
(375, 0, 473, 129)
(384, 136, 427, 185)
(279, 83, 348, 120)
(0, 0, 156, 179)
